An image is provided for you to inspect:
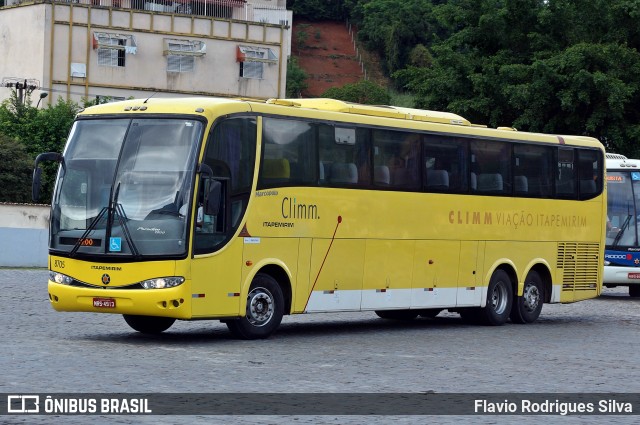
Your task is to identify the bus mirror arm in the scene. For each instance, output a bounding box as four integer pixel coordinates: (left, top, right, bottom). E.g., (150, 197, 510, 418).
(32, 152, 64, 202)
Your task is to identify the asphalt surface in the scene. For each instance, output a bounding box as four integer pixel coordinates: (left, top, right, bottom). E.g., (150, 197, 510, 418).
(1, 268, 639, 424)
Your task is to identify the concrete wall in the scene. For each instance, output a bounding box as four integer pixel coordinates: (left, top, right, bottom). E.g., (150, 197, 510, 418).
(0, 203, 49, 267)
(0, 4, 49, 102)
(0, 3, 291, 106)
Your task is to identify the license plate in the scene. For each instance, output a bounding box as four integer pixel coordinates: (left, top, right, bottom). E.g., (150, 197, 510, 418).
(628, 273, 640, 280)
(93, 297, 116, 308)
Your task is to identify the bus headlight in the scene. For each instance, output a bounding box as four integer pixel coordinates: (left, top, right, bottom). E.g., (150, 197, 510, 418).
(604, 260, 610, 266)
(140, 276, 185, 289)
(50, 271, 73, 285)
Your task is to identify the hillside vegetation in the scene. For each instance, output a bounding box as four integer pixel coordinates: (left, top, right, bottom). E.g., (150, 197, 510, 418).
(288, 0, 640, 157)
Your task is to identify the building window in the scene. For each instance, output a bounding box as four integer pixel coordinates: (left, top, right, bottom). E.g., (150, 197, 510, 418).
(237, 45, 278, 79)
(164, 39, 206, 73)
(93, 32, 137, 68)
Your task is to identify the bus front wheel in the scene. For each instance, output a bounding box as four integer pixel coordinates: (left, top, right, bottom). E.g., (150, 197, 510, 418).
(123, 315, 175, 334)
(510, 270, 544, 324)
(477, 269, 513, 326)
(226, 274, 284, 340)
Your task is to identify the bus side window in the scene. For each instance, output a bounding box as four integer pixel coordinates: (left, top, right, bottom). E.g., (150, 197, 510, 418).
(320, 126, 370, 187)
(578, 149, 602, 199)
(470, 139, 511, 194)
(513, 144, 553, 198)
(556, 148, 577, 198)
(373, 129, 420, 190)
(259, 118, 317, 189)
(195, 117, 256, 254)
(423, 135, 467, 193)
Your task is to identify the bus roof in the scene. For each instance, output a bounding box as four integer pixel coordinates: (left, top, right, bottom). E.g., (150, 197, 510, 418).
(606, 153, 640, 170)
(78, 96, 604, 149)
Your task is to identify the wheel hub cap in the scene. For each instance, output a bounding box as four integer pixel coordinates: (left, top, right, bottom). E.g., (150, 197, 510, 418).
(247, 287, 274, 326)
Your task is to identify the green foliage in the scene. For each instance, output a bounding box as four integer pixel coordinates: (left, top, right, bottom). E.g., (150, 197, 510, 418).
(0, 132, 32, 203)
(0, 92, 79, 203)
(295, 25, 309, 50)
(321, 80, 391, 105)
(357, 0, 436, 74)
(385, 0, 640, 157)
(286, 57, 309, 98)
(408, 44, 433, 68)
(287, 0, 347, 20)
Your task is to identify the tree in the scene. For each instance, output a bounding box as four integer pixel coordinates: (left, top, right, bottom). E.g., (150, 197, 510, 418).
(356, 0, 436, 74)
(0, 133, 32, 203)
(0, 92, 80, 203)
(322, 80, 391, 105)
(286, 57, 309, 98)
(391, 0, 640, 156)
(287, 0, 346, 20)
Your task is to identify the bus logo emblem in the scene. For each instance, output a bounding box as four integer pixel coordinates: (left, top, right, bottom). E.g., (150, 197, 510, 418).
(101, 274, 111, 285)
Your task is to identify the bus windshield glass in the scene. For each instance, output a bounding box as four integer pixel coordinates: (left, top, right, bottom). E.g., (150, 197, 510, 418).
(50, 118, 202, 258)
(606, 171, 640, 248)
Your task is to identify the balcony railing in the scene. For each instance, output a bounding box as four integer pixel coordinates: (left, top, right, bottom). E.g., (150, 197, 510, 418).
(1, 0, 289, 25)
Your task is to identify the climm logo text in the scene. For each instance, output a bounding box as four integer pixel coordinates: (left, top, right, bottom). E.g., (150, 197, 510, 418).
(281, 197, 319, 219)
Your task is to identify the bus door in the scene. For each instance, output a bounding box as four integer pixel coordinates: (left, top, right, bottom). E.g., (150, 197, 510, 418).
(190, 116, 257, 318)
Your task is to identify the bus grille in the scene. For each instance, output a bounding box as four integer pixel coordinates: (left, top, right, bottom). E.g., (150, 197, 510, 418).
(557, 242, 600, 291)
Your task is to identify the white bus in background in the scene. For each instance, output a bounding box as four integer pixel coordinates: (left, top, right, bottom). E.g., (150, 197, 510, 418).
(604, 153, 640, 297)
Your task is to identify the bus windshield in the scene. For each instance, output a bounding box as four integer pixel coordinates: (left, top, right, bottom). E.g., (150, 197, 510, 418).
(606, 171, 640, 248)
(50, 118, 202, 258)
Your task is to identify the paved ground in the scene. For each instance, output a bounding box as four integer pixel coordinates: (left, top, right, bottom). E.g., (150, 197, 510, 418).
(1, 268, 639, 424)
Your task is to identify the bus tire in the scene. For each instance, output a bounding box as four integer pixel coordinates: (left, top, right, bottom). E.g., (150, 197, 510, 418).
(629, 285, 640, 297)
(375, 309, 419, 320)
(123, 315, 175, 334)
(477, 269, 513, 326)
(226, 273, 284, 340)
(510, 270, 544, 324)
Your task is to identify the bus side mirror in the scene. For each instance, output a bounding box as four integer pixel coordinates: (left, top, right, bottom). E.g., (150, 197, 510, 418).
(205, 179, 222, 216)
(32, 152, 63, 202)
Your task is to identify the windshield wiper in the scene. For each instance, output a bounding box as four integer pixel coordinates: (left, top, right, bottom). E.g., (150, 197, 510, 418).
(612, 214, 633, 247)
(69, 207, 108, 258)
(70, 182, 141, 258)
(106, 182, 141, 258)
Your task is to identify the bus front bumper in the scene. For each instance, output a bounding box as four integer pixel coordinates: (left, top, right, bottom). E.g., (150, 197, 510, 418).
(47, 280, 193, 319)
(603, 266, 640, 286)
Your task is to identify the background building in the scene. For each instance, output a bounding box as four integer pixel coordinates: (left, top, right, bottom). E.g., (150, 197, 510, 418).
(0, 0, 292, 105)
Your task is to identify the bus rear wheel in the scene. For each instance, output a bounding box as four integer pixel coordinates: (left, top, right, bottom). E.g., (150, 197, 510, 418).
(375, 309, 419, 320)
(510, 270, 544, 324)
(629, 285, 640, 297)
(123, 315, 175, 334)
(226, 274, 284, 340)
(476, 269, 513, 326)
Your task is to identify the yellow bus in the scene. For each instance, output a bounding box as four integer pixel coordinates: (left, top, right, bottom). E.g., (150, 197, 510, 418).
(33, 97, 606, 339)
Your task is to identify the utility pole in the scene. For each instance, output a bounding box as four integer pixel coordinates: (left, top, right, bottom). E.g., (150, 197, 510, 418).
(2, 77, 40, 104)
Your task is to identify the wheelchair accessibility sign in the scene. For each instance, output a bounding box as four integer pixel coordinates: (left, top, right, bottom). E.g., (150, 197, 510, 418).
(109, 237, 122, 252)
